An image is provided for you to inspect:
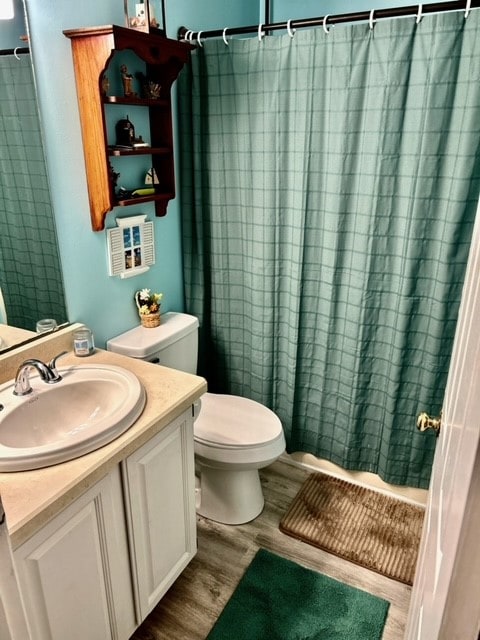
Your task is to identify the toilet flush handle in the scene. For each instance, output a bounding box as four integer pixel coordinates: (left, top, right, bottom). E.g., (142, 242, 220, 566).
(193, 399, 202, 419)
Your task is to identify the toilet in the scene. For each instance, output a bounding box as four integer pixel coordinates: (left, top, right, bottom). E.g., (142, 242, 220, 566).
(107, 312, 286, 524)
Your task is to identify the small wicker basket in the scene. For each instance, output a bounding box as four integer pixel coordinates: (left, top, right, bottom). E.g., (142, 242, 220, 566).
(140, 312, 160, 328)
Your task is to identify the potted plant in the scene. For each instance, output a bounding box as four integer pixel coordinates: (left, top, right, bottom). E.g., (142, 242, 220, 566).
(134, 288, 163, 327)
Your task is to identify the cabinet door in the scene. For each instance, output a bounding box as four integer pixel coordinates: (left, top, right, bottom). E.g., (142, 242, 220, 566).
(13, 468, 135, 640)
(0, 499, 30, 640)
(123, 409, 197, 619)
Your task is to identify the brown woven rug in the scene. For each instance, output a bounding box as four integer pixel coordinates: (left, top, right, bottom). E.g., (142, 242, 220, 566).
(279, 473, 425, 585)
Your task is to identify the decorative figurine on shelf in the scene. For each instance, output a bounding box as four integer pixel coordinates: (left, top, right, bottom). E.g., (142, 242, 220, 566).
(132, 135, 149, 149)
(120, 64, 137, 97)
(115, 115, 136, 147)
(147, 81, 161, 99)
(101, 74, 110, 96)
(145, 167, 159, 187)
(135, 71, 162, 99)
(109, 163, 120, 189)
(124, 0, 165, 34)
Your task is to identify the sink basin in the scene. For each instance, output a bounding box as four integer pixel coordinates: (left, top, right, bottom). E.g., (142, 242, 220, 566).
(0, 364, 146, 472)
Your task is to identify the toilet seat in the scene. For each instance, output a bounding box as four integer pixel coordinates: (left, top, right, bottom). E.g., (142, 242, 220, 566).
(194, 392, 283, 448)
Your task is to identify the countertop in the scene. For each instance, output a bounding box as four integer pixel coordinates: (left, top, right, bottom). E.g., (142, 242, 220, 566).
(0, 324, 36, 352)
(0, 348, 207, 550)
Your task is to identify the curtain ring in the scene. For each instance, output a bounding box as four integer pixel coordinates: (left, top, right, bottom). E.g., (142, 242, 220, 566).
(323, 15, 331, 34)
(188, 31, 195, 41)
(183, 29, 192, 42)
(287, 19, 296, 38)
(197, 31, 203, 47)
(13, 47, 21, 60)
(222, 27, 229, 46)
(369, 9, 375, 30)
(258, 23, 265, 41)
(416, 4, 423, 24)
(465, 0, 472, 18)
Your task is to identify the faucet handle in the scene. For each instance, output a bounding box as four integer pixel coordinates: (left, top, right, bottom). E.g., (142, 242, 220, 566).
(48, 351, 68, 379)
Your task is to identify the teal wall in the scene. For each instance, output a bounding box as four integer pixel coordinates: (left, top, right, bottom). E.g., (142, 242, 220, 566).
(271, 0, 451, 22)
(22, 0, 453, 347)
(24, 0, 259, 347)
(0, 0, 24, 48)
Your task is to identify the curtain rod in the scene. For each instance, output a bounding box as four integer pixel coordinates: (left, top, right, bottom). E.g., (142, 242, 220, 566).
(0, 47, 29, 57)
(178, 0, 478, 41)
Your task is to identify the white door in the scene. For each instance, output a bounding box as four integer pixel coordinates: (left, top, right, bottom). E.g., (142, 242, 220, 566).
(405, 199, 480, 640)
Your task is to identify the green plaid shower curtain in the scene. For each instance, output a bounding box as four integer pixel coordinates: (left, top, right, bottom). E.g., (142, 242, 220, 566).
(0, 54, 66, 331)
(179, 11, 480, 488)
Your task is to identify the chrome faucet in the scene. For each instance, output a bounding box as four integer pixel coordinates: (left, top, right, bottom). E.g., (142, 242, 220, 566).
(13, 351, 68, 396)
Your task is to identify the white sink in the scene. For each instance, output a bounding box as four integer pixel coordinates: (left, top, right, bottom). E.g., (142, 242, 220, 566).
(0, 364, 146, 472)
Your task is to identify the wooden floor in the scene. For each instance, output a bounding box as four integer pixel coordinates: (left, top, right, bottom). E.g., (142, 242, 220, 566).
(130, 460, 412, 640)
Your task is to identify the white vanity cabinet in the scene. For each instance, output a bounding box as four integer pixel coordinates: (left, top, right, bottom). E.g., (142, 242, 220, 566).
(13, 467, 136, 640)
(122, 409, 197, 620)
(11, 408, 197, 640)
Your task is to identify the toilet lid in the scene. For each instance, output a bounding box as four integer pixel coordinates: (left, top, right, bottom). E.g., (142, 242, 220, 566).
(194, 393, 282, 447)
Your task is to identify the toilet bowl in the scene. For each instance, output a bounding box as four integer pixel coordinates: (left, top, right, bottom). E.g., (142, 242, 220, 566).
(107, 312, 286, 525)
(194, 392, 285, 524)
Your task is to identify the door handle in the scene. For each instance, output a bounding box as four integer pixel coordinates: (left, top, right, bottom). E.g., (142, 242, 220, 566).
(417, 411, 442, 435)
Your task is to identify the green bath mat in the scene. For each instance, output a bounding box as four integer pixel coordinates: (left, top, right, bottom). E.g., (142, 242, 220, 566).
(206, 549, 390, 640)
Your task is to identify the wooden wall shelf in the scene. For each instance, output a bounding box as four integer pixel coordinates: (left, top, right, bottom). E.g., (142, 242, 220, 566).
(64, 25, 193, 231)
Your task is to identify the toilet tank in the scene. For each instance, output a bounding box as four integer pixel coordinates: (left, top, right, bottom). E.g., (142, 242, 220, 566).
(106, 312, 199, 374)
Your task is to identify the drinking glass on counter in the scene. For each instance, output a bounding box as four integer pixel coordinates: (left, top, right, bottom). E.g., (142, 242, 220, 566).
(36, 318, 57, 334)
